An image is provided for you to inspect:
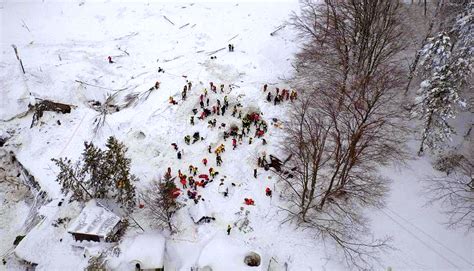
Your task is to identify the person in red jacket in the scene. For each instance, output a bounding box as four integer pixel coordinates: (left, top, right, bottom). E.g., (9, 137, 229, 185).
(180, 176, 187, 188)
(244, 198, 255, 205)
(232, 138, 237, 150)
(265, 187, 272, 197)
(202, 158, 208, 166)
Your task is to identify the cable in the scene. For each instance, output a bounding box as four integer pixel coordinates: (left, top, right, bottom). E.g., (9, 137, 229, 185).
(377, 207, 460, 269)
(385, 206, 473, 267)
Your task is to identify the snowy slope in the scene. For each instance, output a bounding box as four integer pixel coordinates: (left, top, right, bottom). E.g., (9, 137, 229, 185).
(1, 0, 472, 270)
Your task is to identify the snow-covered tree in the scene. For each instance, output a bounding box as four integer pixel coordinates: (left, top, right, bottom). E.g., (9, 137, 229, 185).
(104, 137, 137, 212)
(414, 3, 472, 155)
(414, 59, 469, 155)
(418, 33, 452, 74)
(52, 136, 137, 212)
(81, 142, 109, 198)
(52, 157, 89, 201)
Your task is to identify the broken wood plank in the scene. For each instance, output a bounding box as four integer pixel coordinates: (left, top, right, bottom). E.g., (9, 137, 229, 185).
(179, 23, 190, 29)
(11, 45, 26, 74)
(207, 47, 226, 56)
(21, 19, 31, 32)
(270, 25, 286, 36)
(227, 34, 239, 42)
(163, 15, 175, 25)
(117, 46, 130, 56)
(163, 55, 184, 62)
(75, 80, 127, 91)
(114, 32, 138, 41)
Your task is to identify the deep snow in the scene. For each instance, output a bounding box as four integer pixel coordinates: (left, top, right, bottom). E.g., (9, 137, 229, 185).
(0, 0, 472, 270)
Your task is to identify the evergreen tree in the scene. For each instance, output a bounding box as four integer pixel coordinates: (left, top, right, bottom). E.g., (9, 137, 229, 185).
(81, 142, 108, 198)
(52, 157, 88, 201)
(415, 60, 468, 155)
(105, 136, 137, 212)
(413, 3, 472, 155)
(52, 137, 137, 212)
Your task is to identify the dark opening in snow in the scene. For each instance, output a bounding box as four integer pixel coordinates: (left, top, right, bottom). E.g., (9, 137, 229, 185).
(244, 252, 261, 267)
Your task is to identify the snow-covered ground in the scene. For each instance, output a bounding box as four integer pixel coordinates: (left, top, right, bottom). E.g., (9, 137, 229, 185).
(1, 0, 472, 270)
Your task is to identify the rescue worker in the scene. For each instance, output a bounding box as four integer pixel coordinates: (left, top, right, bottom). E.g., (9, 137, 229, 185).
(184, 135, 191, 145)
(180, 176, 187, 188)
(171, 143, 178, 151)
(266, 187, 272, 197)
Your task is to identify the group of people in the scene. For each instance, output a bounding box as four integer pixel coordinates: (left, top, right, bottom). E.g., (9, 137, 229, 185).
(163, 79, 283, 235)
(184, 132, 202, 145)
(263, 84, 297, 105)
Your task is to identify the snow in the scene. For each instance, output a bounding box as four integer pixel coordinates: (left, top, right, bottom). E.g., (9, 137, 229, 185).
(107, 232, 166, 270)
(197, 236, 266, 271)
(1, 0, 472, 270)
(188, 199, 214, 224)
(67, 200, 121, 238)
(13, 200, 90, 270)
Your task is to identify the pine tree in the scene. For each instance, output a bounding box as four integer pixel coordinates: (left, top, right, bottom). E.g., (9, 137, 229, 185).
(414, 3, 472, 155)
(418, 33, 452, 75)
(52, 137, 137, 211)
(52, 157, 89, 201)
(105, 136, 137, 212)
(81, 142, 108, 198)
(415, 60, 468, 155)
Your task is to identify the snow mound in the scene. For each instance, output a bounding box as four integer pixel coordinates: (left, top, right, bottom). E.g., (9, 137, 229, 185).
(197, 236, 265, 271)
(107, 233, 166, 270)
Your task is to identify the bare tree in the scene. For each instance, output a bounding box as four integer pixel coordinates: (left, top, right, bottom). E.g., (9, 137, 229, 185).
(424, 148, 474, 231)
(142, 175, 182, 233)
(283, 0, 408, 268)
